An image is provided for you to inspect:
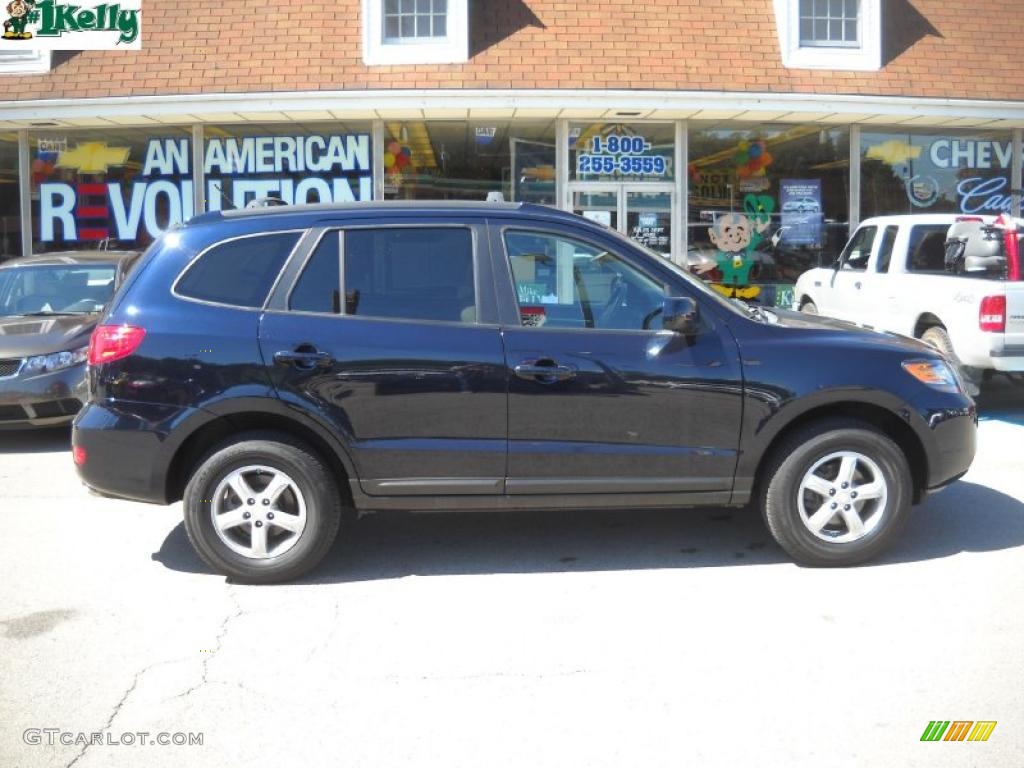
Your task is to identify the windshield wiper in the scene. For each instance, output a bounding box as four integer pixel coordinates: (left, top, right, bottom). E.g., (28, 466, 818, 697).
(17, 310, 92, 317)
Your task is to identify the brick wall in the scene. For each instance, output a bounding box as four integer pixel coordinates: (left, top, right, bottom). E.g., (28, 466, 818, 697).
(0, 0, 1014, 101)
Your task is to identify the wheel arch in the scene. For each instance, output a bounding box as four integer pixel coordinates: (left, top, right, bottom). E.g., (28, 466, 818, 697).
(751, 401, 928, 505)
(165, 410, 356, 507)
(913, 312, 945, 338)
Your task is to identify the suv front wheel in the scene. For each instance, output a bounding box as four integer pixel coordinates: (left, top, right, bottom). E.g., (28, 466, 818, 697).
(761, 419, 912, 566)
(183, 432, 343, 583)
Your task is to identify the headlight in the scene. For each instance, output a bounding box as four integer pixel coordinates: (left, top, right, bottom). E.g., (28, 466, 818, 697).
(22, 346, 89, 374)
(901, 359, 962, 393)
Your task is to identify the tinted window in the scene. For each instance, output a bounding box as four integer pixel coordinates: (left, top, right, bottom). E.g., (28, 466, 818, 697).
(840, 226, 876, 272)
(906, 225, 950, 273)
(504, 230, 664, 331)
(343, 227, 475, 323)
(290, 233, 340, 313)
(875, 225, 898, 273)
(176, 232, 300, 308)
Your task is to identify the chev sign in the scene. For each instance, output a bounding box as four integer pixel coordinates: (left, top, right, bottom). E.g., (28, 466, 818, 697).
(39, 135, 373, 244)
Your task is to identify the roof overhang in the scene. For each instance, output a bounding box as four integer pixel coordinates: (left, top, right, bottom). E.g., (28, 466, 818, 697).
(1, 89, 1023, 129)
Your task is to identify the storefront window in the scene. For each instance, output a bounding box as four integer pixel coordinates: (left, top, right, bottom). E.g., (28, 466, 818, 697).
(30, 127, 192, 254)
(380, 121, 555, 202)
(205, 122, 373, 210)
(688, 123, 850, 306)
(0, 132, 21, 261)
(860, 128, 1013, 218)
(569, 122, 675, 182)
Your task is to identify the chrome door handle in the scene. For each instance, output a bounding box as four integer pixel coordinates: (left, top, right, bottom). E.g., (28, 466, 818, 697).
(514, 359, 575, 383)
(274, 348, 334, 370)
(854, 281, 862, 289)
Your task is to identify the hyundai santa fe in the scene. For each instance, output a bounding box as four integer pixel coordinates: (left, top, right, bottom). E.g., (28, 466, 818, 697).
(72, 202, 977, 583)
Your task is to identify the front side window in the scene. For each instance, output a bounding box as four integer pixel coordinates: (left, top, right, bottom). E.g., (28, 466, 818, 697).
(176, 232, 300, 308)
(840, 225, 876, 271)
(504, 230, 664, 331)
(344, 227, 476, 323)
(906, 225, 950, 274)
(799, 0, 860, 48)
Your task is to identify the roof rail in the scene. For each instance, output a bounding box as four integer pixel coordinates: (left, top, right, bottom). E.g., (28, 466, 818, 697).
(245, 196, 288, 209)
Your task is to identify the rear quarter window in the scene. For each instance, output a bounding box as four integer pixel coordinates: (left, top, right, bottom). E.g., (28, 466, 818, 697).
(176, 232, 300, 308)
(906, 225, 950, 274)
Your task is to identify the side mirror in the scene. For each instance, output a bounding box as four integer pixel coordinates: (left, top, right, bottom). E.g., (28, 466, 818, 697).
(662, 296, 700, 336)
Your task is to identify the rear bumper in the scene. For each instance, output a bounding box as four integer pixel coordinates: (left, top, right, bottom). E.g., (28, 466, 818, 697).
(988, 343, 1024, 372)
(0, 364, 87, 429)
(72, 399, 199, 504)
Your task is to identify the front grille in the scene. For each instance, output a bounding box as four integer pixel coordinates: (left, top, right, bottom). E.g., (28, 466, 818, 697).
(0, 359, 22, 378)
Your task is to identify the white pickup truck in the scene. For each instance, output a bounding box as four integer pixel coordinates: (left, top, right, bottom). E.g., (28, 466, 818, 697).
(793, 214, 1024, 392)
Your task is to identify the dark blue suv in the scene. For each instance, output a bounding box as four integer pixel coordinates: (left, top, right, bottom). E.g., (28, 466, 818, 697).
(73, 202, 976, 582)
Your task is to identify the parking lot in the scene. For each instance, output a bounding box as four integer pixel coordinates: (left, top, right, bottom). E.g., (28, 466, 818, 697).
(1, 380, 1021, 768)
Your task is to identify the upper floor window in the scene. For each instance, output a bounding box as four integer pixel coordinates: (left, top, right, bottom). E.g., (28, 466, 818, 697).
(384, 0, 448, 42)
(773, 0, 880, 70)
(0, 50, 51, 75)
(363, 0, 468, 65)
(799, 0, 859, 48)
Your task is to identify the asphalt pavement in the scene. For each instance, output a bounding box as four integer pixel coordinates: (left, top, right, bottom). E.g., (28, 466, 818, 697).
(1, 379, 1022, 767)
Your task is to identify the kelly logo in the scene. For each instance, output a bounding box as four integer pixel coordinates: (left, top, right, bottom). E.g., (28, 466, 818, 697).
(1, 0, 140, 48)
(920, 720, 997, 742)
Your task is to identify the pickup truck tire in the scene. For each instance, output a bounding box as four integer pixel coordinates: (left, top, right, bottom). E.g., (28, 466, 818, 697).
(761, 419, 912, 567)
(799, 299, 818, 315)
(182, 431, 343, 583)
(920, 326, 980, 396)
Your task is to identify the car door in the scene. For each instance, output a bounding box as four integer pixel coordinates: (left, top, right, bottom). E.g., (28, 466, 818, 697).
(259, 220, 508, 496)
(489, 221, 744, 498)
(857, 223, 899, 331)
(825, 224, 877, 322)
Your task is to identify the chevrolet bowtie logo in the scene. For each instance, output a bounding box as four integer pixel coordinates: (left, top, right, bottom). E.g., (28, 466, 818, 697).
(56, 142, 130, 174)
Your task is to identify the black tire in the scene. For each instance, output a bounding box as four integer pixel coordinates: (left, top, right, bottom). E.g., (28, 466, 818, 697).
(183, 431, 344, 583)
(800, 299, 818, 315)
(761, 419, 912, 567)
(920, 325, 980, 396)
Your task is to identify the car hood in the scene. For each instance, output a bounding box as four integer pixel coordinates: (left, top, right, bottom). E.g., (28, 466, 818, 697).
(0, 314, 97, 358)
(768, 307, 936, 357)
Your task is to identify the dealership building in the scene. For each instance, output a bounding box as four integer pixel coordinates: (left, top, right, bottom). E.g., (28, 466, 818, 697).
(0, 0, 1022, 294)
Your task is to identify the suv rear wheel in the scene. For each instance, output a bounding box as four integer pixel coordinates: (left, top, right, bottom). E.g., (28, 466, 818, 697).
(182, 431, 343, 583)
(761, 419, 912, 566)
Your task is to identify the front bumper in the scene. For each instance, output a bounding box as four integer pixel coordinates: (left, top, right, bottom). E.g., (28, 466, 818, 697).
(0, 363, 87, 429)
(919, 398, 978, 491)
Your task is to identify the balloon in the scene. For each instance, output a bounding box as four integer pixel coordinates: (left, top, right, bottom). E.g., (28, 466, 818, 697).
(734, 152, 748, 165)
(400, 146, 412, 158)
(737, 166, 751, 178)
(383, 152, 395, 169)
(748, 143, 762, 159)
(761, 152, 773, 166)
(394, 152, 410, 169)
(31, 158, 45, 172)
(388, 141, 401, 156)
(738, 140, 750, 151)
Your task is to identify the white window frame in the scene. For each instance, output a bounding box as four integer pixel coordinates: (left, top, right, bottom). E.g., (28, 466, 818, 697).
(773, 0, 881, 71)
(0, 50, 51, 75)
(363, 0, 468, 66)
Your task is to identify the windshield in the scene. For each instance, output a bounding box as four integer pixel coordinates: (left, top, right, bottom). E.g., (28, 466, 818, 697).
(604, 228, 749, 318)
(0, 264, 117, 317)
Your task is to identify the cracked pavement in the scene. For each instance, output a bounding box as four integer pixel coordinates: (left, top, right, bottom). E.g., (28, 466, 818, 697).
(1, 380, 1023, 767)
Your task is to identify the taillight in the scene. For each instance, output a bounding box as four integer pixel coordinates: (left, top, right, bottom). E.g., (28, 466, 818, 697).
(979, 295, 1006, 332)
(72, 446, 87, 466)
(88, 324, 146, 365)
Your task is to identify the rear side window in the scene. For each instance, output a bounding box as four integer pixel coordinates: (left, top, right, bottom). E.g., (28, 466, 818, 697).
(343, 227, 475, 323)
(176, 232, 300, 308)
(290, 233, 340, 313)
(906, 225, 950, 274)
(875, 226, 898, 273)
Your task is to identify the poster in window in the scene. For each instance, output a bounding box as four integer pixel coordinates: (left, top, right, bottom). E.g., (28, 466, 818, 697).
(779, 178, 823, 247)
